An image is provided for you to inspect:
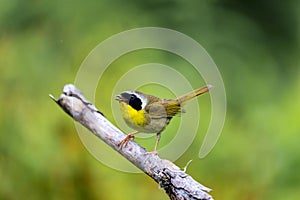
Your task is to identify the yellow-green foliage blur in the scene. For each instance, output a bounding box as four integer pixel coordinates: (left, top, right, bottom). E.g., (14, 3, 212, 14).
(1, 0, 300, 199)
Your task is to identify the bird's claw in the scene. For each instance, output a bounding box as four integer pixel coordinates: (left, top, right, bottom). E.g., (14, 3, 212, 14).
(144, 149, 158, 155)
(118, 134, 135, 149)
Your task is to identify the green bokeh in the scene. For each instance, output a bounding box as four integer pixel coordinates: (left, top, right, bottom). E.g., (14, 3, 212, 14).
(0, 0, 299, 199)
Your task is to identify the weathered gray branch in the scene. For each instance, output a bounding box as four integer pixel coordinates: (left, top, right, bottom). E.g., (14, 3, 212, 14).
(50, 84, 213, 200)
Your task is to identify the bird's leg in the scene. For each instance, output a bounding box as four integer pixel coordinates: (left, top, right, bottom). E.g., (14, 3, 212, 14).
(118, 131, 139, 149)
(145, 132, 161, 155)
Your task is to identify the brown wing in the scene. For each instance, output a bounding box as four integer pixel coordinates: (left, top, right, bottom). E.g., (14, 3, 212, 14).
(144, 96, 179, 117)
(145, 102, 168, 119)
(144, 95, 167, 119)
(144, 94, 184, 118)
(161, 99, 182, 117)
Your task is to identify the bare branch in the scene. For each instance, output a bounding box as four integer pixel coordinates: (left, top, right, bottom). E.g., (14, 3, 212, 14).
(50, 84, 213, 200)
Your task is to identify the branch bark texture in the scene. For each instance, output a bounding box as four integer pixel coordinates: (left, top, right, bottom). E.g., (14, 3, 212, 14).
(50, 84, 213, 200)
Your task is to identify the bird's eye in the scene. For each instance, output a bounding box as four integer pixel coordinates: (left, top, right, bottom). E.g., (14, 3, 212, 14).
(130, 95, 135, 100)
(128, 94, 142, 111)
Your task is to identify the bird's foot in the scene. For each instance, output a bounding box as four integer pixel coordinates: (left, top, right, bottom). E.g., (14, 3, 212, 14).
(118, 132, 138, 149)
(144, 149, 158, 155)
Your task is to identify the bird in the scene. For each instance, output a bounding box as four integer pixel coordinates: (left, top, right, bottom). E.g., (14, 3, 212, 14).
(115, 85, 212, 154)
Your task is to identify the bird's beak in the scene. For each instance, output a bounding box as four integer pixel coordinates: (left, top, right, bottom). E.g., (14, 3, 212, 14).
(115, 94, 124, 102)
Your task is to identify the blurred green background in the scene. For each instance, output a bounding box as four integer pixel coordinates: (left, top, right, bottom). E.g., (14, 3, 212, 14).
(1, 0, 300, 199)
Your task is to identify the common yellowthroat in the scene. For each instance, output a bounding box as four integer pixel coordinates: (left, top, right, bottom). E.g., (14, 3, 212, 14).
(116, 85, 212, 154)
